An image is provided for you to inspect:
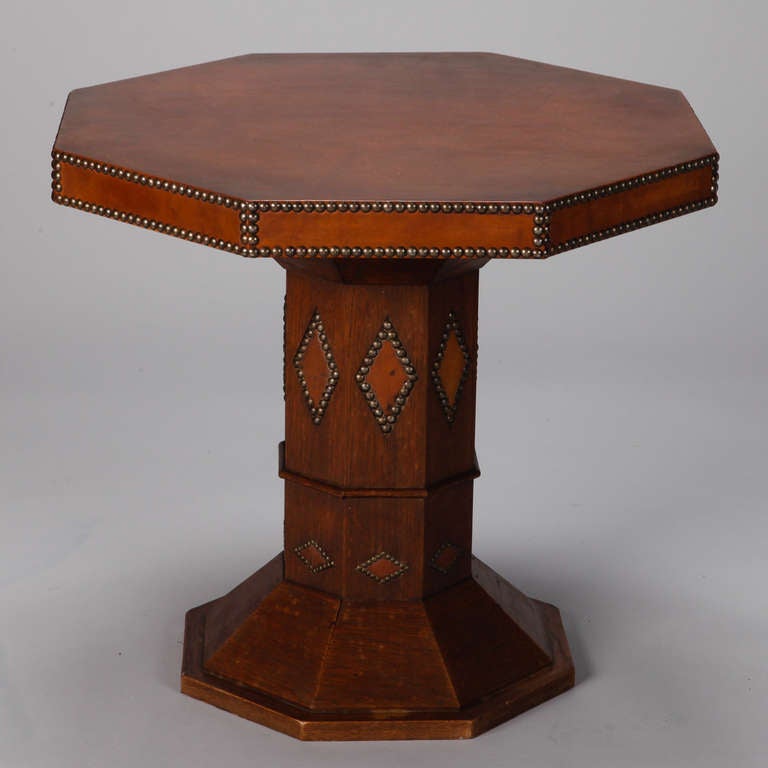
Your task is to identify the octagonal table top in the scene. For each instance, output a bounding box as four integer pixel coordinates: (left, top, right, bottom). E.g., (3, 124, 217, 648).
(52, 52, 718, 260)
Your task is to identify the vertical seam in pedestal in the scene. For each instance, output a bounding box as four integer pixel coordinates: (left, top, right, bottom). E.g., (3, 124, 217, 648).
(420, 601, 461, 708)
(310, 598, 343, 707)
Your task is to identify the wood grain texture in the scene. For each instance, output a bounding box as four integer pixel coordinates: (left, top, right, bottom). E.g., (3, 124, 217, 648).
(205, 581, 339, 708)
(282, 262, 480, 492)
(53, 52, 718, 259)
(59, 161, 241, 243)
(258, 209, 535, 249)
(549, 164, 714, 246)
(181, 555, 574, 739)
(53, 51, 720, 741)
(283, 267, 430, 489)
(55, 52, 715, 202)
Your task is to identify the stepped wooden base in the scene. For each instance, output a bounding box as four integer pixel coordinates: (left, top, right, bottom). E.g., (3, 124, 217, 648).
(181, 554, 574, 740)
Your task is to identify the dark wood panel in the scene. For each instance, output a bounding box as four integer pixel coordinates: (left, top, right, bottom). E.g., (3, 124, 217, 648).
(313, 601, 458, 710)
(204, 581, 340, 708)
(422, 479, 473, 596)
(343, 496, 424, 601)
(284, 267, 432, 490)
(425, 270, 479, 484)
(284, 481, 345, 595)
(181, 558, 574, 738)
(425, 577, 551, 706)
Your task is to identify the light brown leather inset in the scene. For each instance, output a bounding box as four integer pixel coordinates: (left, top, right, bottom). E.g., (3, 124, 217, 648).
(549, 166, 713, 246)
(258, 210, 536, 250)
(59, 162, 242, 244)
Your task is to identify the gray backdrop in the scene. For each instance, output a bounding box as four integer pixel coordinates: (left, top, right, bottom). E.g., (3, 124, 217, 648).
(2, 1, 766, 766)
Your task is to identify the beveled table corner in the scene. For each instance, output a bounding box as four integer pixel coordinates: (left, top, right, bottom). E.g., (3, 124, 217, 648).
(51, 51, 718, 741)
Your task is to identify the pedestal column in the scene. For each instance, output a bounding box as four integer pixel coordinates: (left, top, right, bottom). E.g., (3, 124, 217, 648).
(181, 260, 574, 740)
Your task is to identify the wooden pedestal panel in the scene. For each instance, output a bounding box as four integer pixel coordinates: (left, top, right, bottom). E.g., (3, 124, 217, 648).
(182, 554, 574, 739)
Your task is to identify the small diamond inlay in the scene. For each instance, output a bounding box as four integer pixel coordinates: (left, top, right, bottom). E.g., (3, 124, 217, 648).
(429, 543, 463, 574)
(356, 317, 417, 434)
(356, 552, 409, 583)
(432, 311, 471, 424)
(293, 539, 335, 574)
(293, 309, 339, 425)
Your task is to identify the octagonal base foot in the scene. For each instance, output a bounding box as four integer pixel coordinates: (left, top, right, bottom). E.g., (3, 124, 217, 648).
(181, 554, 574, 740)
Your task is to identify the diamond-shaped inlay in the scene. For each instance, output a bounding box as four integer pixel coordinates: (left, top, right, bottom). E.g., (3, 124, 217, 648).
(429, 542, 463, 574)
(293, 309, 339, 425)
(432, 311, 471, 424)
(356, 552, 409, 583)
(293, 539, 335, 574)
(356, 317, 417, 434)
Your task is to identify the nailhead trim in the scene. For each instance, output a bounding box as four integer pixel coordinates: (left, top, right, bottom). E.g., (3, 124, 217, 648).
(52, 151, 718, 259)
(432, 311, 472, 424)
(550, 196, 717, 254)
(292, 309, 339, 425)
(282, 293, 287, 402)
(259, 200, 538, 215)
(356, 318, 417, 434)
(293, 539, 335, 574)
(356, 552, 409, 583)
(275, 245, 547, 259)
(546, 155, 718, 211)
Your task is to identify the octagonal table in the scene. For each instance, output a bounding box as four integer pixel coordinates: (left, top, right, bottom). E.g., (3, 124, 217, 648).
(51, 52, 718, 740)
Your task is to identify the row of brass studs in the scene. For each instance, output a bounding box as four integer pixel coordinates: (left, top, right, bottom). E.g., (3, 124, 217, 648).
(51, 152, 250, 209)
(51, 193, 546, 259)
(548, 155, 719, 211)
(549, 196, 717, 255)
(431, 311, 472, 424)
(259, 200, 542, 214)
(240, 208, 260, 246)
(51, 192, 244, 251)
(355, 318, 418, 434)
(293, 310, 339, 425)
(267, 245, 546, 259)
(53, 148, 716, 216)
(52, 151, 717, 259)
(282, 294, 287, 401)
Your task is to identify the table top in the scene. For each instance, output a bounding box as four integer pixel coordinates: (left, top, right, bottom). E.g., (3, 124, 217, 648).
(52, 52, 718, 260)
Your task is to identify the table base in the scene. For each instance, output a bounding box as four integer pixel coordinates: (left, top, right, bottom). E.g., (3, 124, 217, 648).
(181, 554, 574, 740)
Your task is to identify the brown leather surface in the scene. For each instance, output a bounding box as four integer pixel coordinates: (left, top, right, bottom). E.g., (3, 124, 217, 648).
(52, 53, 718, 258)
(54, 52, 716, 203)
(549, 165, 713, 246)
(258, 209, 535, 249)
(59, 162, 241, 244)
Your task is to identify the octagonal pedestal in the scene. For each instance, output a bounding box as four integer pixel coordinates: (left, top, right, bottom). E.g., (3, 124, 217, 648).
(181, 554, 574, 740)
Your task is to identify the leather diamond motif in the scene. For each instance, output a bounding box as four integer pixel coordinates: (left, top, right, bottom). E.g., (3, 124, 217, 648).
(293, 539, 335, 574)
(431, 311, 471, 424)
(429, 542, 462, 574)
(356, 317, 417, 434)
(356, 552, 409, 583)
(293, 309, 339, 425)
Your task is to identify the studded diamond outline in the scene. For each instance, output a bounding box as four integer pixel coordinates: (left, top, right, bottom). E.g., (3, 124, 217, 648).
(429, 542, 463, 575)
(292, 309, 339, 426)
(355, 317, 417, 434)
(293, 539, 335, 574)
(356, 552, 409, 583)
(431, 311, 472, 424)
